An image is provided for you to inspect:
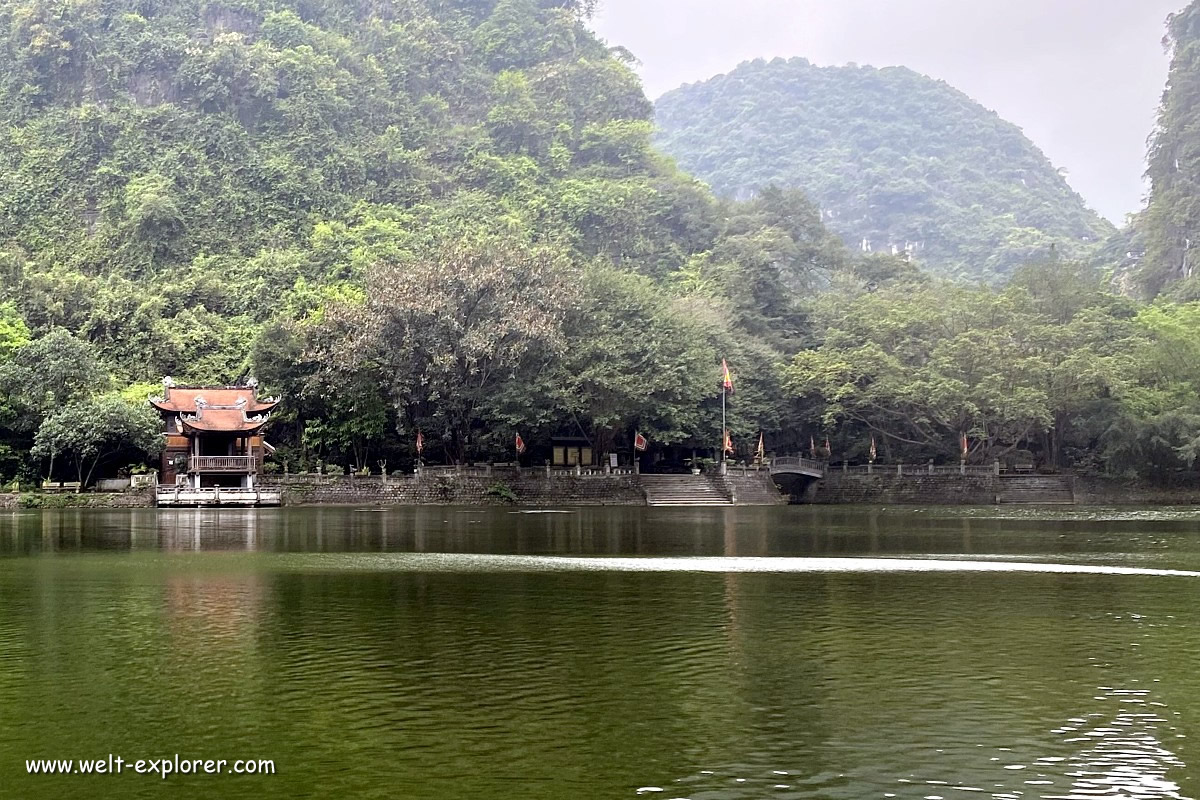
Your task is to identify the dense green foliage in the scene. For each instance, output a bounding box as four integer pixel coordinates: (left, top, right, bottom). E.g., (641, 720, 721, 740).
(788, 259, 1200, 481)
(32, 393, 161, 486)
(0, 0, 1198, 490)
(0, 0, 843, 482)
(1139, 1, 1200, 298)
(654, 58, 1114, 282)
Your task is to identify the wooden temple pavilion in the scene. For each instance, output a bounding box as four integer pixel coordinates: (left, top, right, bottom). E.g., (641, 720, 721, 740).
(150, 378, 281, 506)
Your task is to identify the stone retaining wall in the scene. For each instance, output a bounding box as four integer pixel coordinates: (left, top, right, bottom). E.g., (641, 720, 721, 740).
(723, 473, 788, 505)
(0, 490, 154, 509)
(814, 474, 1000, 505)
(266, 473, 646, 507)
(1073, 476, 1200, 506)
(815, 473, 1200, 506)
(7, 476, 1199, 508)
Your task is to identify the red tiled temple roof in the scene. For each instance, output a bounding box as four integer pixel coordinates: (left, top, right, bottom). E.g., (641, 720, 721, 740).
(179, 408, 271, 434)
(150, 381, 277, 434)
(151, 385, 278, 414)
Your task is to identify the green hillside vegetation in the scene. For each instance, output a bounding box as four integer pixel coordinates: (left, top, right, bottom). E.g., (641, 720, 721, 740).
(0, 0, 846, 477)
(0, 0, 1198, 489)
(1139, 0, 1200, 298)
(654, 58, 1115, 282)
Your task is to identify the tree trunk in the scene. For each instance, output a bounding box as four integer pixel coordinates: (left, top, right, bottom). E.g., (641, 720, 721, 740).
(84, 455, 105, 492)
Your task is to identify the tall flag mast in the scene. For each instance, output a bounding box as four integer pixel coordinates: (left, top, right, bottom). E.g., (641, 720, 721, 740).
(721, 360, 734, 464)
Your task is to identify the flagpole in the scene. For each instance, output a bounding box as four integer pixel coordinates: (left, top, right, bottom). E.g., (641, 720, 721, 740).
(721, 386, 726, 464)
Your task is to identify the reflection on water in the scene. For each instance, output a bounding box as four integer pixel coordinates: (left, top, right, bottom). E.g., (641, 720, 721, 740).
(8, 505, 1200, 560)
(1053, 684, 1186, 799)
(1, 506, 1200, 799)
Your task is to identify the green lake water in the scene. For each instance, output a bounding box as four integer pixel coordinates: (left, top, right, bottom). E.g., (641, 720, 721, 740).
(2, 505, 1200, 799)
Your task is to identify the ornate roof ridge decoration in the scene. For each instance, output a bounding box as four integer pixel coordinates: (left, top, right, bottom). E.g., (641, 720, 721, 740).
(180, 407, 270, 422)
(177, 412, 272, 433)
(152, 377, 278, 433)
(170, 384, 265, 390)
(193, 398, 249, 412)
(150, 380, 280, 413)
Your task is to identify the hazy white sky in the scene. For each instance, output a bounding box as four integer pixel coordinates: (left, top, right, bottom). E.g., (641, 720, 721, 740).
(590, 0, 1183, 223)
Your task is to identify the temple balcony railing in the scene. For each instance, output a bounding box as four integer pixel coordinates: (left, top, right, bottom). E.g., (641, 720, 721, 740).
(189, 456, 254, 473)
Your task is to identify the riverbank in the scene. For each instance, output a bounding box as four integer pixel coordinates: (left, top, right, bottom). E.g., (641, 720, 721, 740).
(0, 491, 154, 509)
(272, 472, 647, 506)
(1074, 475, 1200, 505)
(270, 470, 789, 507)
(6, 471, 1198, 509)
(812, 471, 1200, 506)
(0, 471, 788, 508)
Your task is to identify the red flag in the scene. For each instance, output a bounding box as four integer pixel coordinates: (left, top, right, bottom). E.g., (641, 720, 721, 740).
(724, 429, 734, 454)
(515, 433, 526, 455)
(961, 432, 969, 458)
(869, 436, 877, 463)
(721, 359, 734, 394)
(634, 432, 648, 452)
(416, 430, 424, 455)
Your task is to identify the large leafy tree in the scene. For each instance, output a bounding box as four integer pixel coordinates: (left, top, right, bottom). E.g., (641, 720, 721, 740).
(534, 266, 713, 450)
(1100, 301, 1200, 481)
(0, 329, 109, 433)
(318, 236, 576, 462)
(31, 393, 162, 488)
(786, 264, 1140, 466)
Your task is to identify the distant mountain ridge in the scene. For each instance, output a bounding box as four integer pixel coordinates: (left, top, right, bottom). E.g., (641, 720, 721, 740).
(654, 57, 1115, 281)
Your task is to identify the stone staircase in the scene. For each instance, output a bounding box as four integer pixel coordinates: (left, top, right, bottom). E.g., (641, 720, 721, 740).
(996, 475, 1075, 505)
(640, 475, 735, 507)
(715, 473, 789, 505)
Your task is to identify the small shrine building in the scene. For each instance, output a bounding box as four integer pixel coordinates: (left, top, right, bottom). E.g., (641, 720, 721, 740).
(150, 378, 278, 490)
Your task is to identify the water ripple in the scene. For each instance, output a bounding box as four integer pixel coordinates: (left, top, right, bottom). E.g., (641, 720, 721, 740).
(290, 553, 1200, 577)
(4, 508, 1200, 800)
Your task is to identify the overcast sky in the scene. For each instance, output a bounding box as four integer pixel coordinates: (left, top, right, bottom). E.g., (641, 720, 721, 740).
(590, 0, 1183, 223)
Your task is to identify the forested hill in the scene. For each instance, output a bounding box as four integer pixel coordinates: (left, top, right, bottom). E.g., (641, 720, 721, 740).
(0, 0, 722, 383)
(0, 0, 857, 475)
(1138, 0, 1200, 298)
(1, 0, 1199, 490)
(654, 58, 1115, 282)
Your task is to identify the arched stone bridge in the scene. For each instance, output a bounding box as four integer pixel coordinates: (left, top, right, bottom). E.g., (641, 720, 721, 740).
(768, 457, 826, 479)
(767, 457, 826, 502)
